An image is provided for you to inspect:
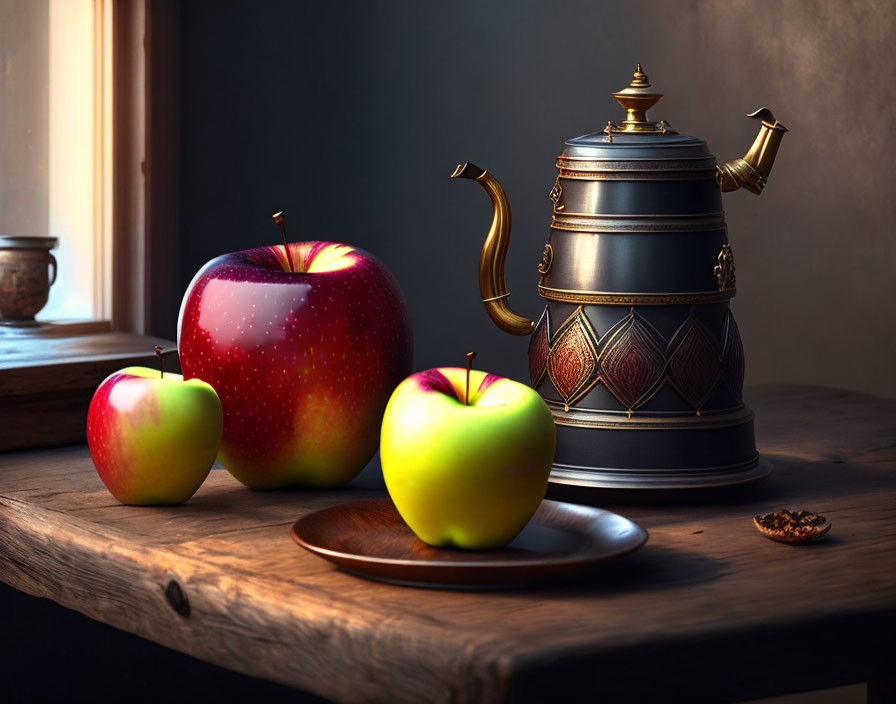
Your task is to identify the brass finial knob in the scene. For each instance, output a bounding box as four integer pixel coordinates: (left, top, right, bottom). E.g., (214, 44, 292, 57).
(611, 63, 664, 132)
(631, 63, 650, 88)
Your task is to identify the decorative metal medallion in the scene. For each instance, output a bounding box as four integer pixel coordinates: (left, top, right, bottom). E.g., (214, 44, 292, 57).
(545, 307, 600, 411)
(714, 243, 736, 292)
(548, 176, 564, 211)
(537, 243, 553, 279)
(528, 309, 551, 388)
(597, 309, 667, 417)
(720, 309, 745, 400)
(665, 310, 722, 415)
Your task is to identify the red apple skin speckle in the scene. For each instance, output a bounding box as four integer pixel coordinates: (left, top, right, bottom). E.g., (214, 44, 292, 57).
(177, 242, 413, 489)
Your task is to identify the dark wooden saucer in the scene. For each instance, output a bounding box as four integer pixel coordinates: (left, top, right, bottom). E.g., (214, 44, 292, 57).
(290, 498, 648, 589)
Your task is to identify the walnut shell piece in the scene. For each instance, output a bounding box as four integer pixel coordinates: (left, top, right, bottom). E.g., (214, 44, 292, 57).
(753, 509, 831, 544)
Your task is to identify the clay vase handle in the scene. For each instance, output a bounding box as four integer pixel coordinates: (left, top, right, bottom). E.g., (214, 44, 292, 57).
(48, 253, 57, 287)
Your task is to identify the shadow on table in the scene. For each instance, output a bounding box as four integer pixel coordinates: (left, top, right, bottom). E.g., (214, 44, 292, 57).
(521, 544, 725, 598)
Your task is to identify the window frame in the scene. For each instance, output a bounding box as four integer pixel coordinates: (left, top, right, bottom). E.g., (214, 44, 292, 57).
(112, 0, 180, 339)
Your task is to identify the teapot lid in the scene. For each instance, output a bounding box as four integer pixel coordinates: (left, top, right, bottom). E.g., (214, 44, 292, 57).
(563, 65, 711, 161)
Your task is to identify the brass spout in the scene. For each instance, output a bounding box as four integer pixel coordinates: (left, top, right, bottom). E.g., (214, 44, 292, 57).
(451, 162, 535, 335)
(717, 107, 788, 194)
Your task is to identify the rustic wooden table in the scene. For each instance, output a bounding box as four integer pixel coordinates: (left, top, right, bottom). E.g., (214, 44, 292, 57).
(0, 384, 894, 703)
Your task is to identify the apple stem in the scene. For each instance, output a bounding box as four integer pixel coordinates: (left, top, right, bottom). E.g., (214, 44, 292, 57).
(152, 346, 178, 379)
(271, 211, 297, 273)
(465, 351, 476, 405)
(154, 345, 164, 379)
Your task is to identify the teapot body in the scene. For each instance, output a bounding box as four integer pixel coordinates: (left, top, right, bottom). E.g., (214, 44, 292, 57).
(531, 141, 759, 487)
(454, 66, 785, 489)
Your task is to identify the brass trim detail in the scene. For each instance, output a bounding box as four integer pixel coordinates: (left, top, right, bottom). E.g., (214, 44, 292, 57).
(550, 213, 726, 233)
(546, 399, 752, 430)
(717, 160, 765, 193)
(538, 285, 736, 305)
(714, 243, 736, 292)
(556, 156, 718, 172)
(558, 168, 716, 181)
(552, 211, 725, 219)
(451, 162, 535, 335)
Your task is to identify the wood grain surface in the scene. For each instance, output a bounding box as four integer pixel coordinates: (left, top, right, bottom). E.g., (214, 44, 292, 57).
(0, 384, 894, 703)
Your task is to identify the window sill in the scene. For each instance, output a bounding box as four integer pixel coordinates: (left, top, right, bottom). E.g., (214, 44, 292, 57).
(0, 320, 112, 340)
(0, 326, 178, 451)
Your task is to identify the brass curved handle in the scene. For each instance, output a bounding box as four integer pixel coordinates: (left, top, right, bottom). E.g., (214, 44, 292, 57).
(48, 253, 57, 287)
(451, 163, 534, 336)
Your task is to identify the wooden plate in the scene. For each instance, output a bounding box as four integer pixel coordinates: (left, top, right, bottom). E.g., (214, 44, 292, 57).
(290, 498, 648, 589)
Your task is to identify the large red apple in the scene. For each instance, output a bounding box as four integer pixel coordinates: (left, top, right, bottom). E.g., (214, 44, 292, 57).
(178, 241, 412, 489)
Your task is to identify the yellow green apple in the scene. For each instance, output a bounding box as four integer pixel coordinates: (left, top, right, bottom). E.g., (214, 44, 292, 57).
(381, 365, 556, 549)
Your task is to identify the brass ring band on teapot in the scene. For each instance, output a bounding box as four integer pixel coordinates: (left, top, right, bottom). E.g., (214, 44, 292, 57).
(550, 211, 727, 233)
(536, 285, 735, 306)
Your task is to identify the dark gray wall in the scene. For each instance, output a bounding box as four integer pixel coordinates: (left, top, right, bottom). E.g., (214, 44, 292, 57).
(179, 0, 896, 398)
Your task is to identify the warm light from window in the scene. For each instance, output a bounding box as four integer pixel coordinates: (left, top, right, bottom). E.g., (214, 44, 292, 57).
(0, 0, 111, 322)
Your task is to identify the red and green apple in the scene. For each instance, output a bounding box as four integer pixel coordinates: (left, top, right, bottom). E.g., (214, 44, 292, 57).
(178, 241, 412, 489)
(380, 365, 556, 549)
(87, 366, 223, 505)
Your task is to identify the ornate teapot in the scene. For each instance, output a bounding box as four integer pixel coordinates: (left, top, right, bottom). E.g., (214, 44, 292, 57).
(452, 65, 787, 489)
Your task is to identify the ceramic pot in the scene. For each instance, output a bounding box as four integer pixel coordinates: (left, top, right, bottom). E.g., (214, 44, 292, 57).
(0, 236, 59, 321)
